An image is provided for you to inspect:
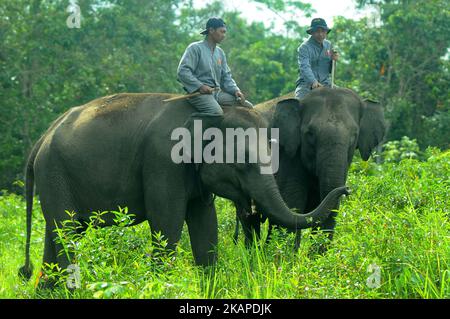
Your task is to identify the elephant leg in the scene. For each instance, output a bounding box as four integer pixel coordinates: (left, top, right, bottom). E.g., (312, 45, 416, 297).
(266, 223, 301, 251)
(317, 212, 338, 239)
(144, 170, 189, 258)
(38, 218, 79, 290)
(265, 222, 275, 244)
(38, 223, 60, 289)
(186, 197, 218, 266)
(310, 208, 338, 255)
(313, 212, 338, 254)
(234, 201, 260, 248)
(146, 208, 186, 254)
(233, 202, 242, 244)
(37, 175, 80, 289)
(294, 231, 302, 251)
(232, 203, 244, 244)
(42, 224, 58, 266)
(238, 213, 261, 248)
(306, 188, 340, 254)
(233, 214, 240, 244)
(304, 184, 336, 254)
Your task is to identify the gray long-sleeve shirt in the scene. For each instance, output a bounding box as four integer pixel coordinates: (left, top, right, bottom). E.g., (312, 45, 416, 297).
(177, 39, 239, 94)
(295, 37, 333, 88)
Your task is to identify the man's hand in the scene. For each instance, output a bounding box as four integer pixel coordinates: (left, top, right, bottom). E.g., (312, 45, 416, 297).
(332, 50, 339, 61)
(235, 90, 245, 101)
(311, 81, 323, 89)
(199, 85, 215, 94)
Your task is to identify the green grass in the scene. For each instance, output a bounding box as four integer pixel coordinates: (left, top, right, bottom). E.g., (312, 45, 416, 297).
(0, 149, 449, 299)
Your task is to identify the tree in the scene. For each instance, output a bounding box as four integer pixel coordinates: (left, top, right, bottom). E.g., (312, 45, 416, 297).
(331, 0, 450, 149)
(0, 0, 188, 191)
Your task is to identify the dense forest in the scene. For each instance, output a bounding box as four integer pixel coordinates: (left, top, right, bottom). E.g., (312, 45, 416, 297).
(1, 0, 449, 192)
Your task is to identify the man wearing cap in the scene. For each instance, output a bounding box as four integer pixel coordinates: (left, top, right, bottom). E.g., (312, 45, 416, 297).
(177, 17, 253, 117)
(295, 18, 339, 99)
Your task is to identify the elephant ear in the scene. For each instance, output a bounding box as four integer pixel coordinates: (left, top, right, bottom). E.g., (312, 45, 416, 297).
(358, 99, 386, 161)
(272, 98, 302, 158)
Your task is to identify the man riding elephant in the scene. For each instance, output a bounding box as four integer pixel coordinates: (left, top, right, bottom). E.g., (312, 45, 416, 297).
(177, 17, 253, 117)
(295, 18, 340, 99)
(235, 88, 385, 251)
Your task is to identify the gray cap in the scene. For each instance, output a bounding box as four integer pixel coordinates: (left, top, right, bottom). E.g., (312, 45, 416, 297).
(200, 17, 226, 35)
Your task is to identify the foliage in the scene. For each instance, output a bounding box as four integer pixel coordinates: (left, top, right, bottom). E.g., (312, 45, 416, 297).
(331, 0, 450, 149)
(251, 0, 314, 35)
(381, 136, 422, 163)
(0, 0, 187, 191)
(0, 0, 307, 191)
(1, 148, 449, 298)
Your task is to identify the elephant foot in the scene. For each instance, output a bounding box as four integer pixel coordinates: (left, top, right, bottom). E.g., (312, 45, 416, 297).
(35, 270, 58, 291)
(308, 242, 329, 257)
(35, 263, 82, 293)
(233, 215, 240, 245)
(198, 265, 217, 297)
(233, 200, 254, 245)
(308, 231, 334, 257)
(293, 231, 302, 251)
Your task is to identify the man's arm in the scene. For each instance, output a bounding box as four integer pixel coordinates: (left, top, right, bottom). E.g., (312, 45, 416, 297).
(177, 44, 204, 93)
(298, 45, 318, 87)
(328, 42, 339, 73)
(220, 52, 240, 96)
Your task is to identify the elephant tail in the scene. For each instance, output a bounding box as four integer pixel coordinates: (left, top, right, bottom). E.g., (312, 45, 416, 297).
(18, 141, 41, 281)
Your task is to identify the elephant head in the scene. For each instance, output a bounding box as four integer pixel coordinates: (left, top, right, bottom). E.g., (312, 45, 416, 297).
(184, 106, 349, 231)
(272, 87, 386, 200)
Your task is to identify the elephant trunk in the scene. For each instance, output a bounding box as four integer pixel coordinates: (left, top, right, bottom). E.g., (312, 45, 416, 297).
(319, 171, 347, 201)
(317, 146, 349, 202)
(247, 174, 349, 231)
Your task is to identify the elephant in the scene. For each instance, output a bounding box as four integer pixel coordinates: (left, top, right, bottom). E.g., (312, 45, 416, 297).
(235, 87, 386, 249)
(18, 92, 349, 286)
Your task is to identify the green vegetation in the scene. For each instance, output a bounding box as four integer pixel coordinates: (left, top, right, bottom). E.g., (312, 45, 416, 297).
(1, 145, 448, 299)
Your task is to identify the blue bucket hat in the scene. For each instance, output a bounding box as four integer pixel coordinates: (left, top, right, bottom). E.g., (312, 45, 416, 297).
(306, 18, 331, 34)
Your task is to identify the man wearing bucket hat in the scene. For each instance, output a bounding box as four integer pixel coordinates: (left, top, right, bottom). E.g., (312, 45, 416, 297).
(295, 18, 339, 99)
(177, 17, 253, 117)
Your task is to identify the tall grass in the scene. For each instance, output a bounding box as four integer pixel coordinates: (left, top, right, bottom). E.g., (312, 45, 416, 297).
(0, 148, 448, 298)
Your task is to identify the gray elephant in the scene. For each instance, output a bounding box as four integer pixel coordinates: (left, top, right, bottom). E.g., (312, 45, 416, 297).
(18, 92, 349, 286)
(236, 87, 386, 249)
